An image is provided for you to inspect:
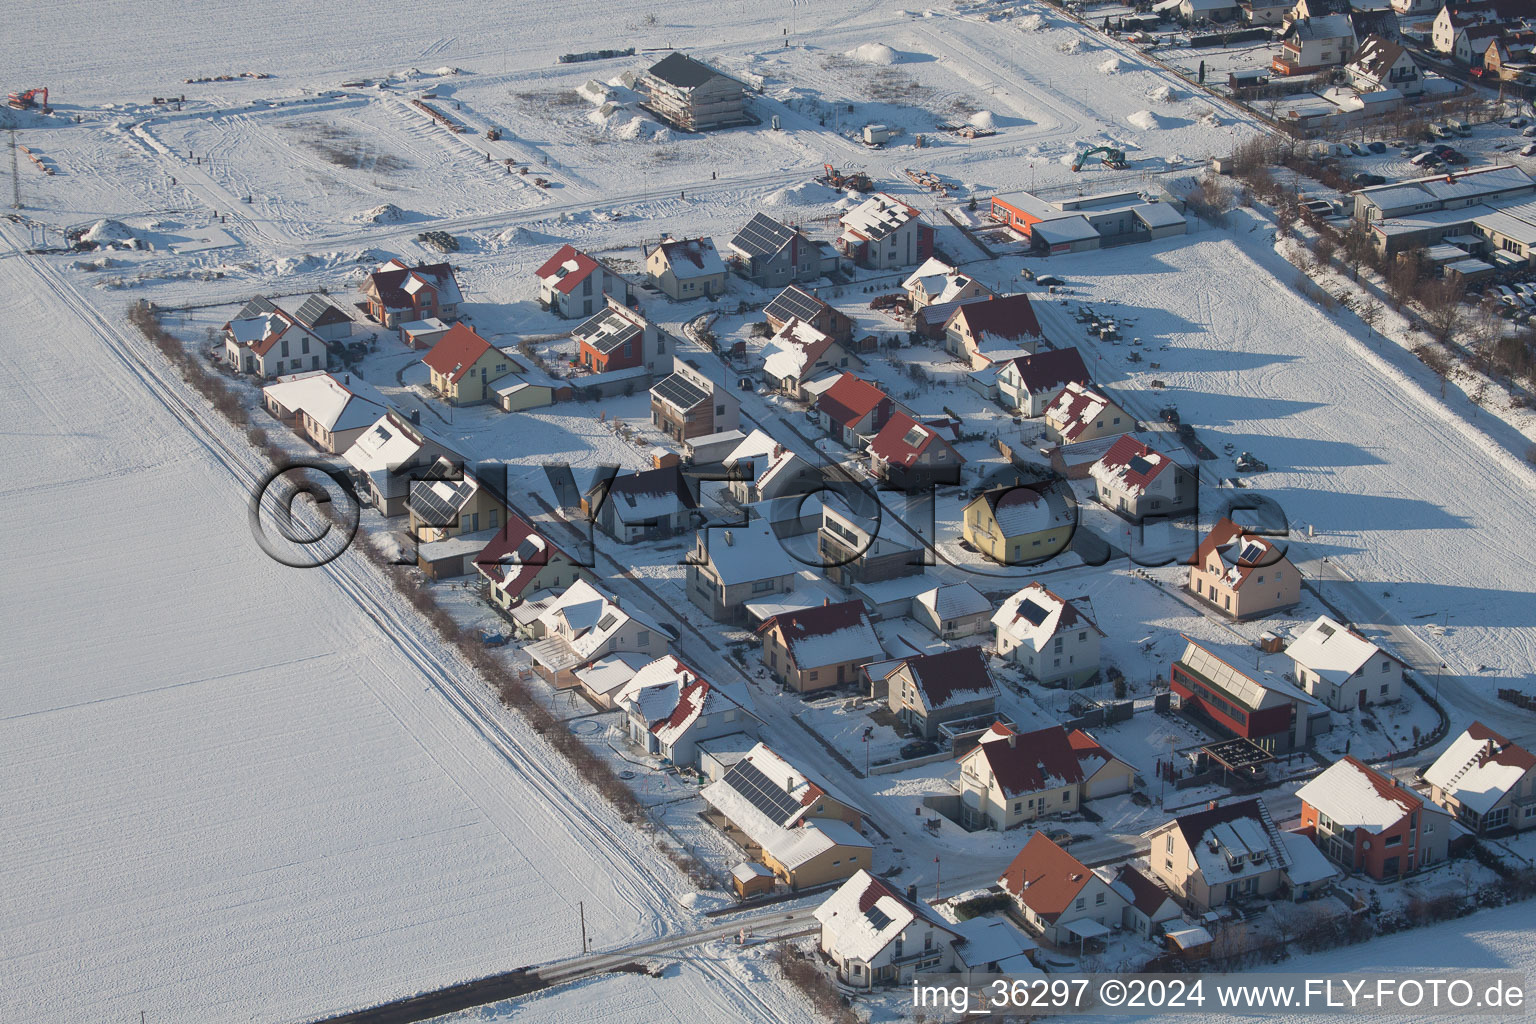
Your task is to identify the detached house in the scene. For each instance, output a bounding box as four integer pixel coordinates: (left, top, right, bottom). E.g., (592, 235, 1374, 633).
(686, 519, 803, 624)
(818, 501, 925, 588)
(903, 257, 990, 310)
(261, 371, 386, 454)
(535, 244, 629, 319)
(867, 412, 964, 489)
(1273, 14, 1357, 75)
(421, 323, 515, 405)
(616, 656, 756, 768)
(522, 579, 668, 686)
(886, 648, 1000, 739)
(1347, 35, 1423, 94)
(721, 429, 815, 507)
(1188, 517, 1300, 619)
(764, 284, 856, 344)
(342, 412, 460, 517)
(650, 359, 740, 441)
(1297, 756, 1451, 880)
(573, 299, 672, 378)
(991, 583, 1104, 687)
(646, 236, 727, 300)
(1043, 381, 1131, 445)
(958, 723, 1086, 830)
(225, 308, 328, 378)
(1170, 636, 1327, 752)
(837, 192, 933, 270)
(639, 52, 748, 131)
(361, 259, 462, 328)
(1089, 434, 1197, 522)
(1144, 798, 1292, 911)
(584, 465, 697, 542)
(1110, 866, 1181, 939)
(998, 833, 1128, 946)
(962, 484, 1074, 566)
(1423, 722, 1536, 835)
(701, 743, 872, 890)
(407, 459, 507, 544)
(760, 318, 855, 398)
(758, 599, 885, 692)
(911, 582, 992, 640)
(996, 348, 1091, 416)
(236, 294, 352, 344)
(816, 372, 895, 449)
(728, 213, 837, 287)
(944, 294, 1045, 370)
(1286, 615, 1403, 711)
(815, 872, 964, 989)
(474, 513, 589, 612)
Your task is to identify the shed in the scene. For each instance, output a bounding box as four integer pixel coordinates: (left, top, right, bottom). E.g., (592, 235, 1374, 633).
(733, 861, 776, 899)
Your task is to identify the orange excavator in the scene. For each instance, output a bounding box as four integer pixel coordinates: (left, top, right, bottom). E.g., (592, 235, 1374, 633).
(8, 87, 49, 111)
(821, 163, 873, 192)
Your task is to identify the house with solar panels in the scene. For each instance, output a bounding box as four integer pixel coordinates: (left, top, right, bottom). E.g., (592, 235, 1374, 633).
(763, 283, 855, 344)
(1088, 434, 1196, 522)
(837, 192, 933, 270)
(645, 236, 727, 300)
(814, 871, 966, 988)
(992, 583, 1103, 687)
(615, 656, 757, 768)
(1187, 517, 1300, 620)
(342, 412, 462, 518)
(727, 213, 839, 288)
(534, 243, 629, 320)
(583, 465, 698, 543)
(760, 319, 857, 399)
(638, 52, 749, 132)
(1169, 636, 1327, 751)
(700, 742, 871, 890)
(235, 294, 353, 344)
(650, 358, 740, 441)
(360, 258, 462, 328)
(571, 299, 672, 393)
(406, 459, 510, 576)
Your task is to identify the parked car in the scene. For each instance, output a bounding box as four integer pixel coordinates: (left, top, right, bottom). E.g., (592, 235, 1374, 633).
(1431, 143, 1456, 156)
(1511, 118, 1528, 129)
(1410, 151, 1442, 167)
(1351, 172, 1386, 186)
(1367, 140, 1387, 153)
(1524, 125, 1536, 138)
(1444, 150, 1469, 165)
(1523, 143, 1536, 157)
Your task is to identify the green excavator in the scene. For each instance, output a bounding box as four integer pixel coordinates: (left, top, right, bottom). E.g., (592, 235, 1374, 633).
(1071, 146, 1128, 171)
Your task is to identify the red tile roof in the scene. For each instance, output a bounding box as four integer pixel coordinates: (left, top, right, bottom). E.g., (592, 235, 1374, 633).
(1094, 435, 1173, 491)
(899, 648, 996, 711)
(421, 323, 497, 383)
(868, 411, 961, 469)
(473, 514, 568, 599)
(949, 293, 1043, 342)
(998, 832, 1096, 922)
(535, 244, 600, 295)
(1003, 347, 1090, 393)
(968, 722, 1085, 797)
(366, 260, 456, 311)
(1190, 516, 1288, 589)
(816, 372, 889, 428)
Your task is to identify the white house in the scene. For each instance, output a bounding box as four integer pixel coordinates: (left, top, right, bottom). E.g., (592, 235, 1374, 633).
(991, 582, 1104, 687)
(902, 257, 990, 309)
(1346, 35, 1422, 95)
(957, 722, 1086, 831)
(814, 871, 963, 988)
(1286, 616, 1403, 711)
(998, 833, 1129, 947)
(523, 579, 669, 686)
(224, 308, 328, 378)
(996, 348, 1091, 416)
(1088, 434, 1197, 522)
(837, 192, 933, 270)
(1110, 865, 1181, 938)
(534, 243, 629, 319)
(910, 582, 992, 639)
(1423, 722, 1536, 835)
(585, 466, 697, 542)
(616, 656, 756, 768)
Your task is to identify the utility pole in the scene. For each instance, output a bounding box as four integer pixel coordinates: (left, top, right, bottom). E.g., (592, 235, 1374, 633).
(579, 900, 588, 955)
(9, 128, 20, 210)
(934, 856, 941, 899)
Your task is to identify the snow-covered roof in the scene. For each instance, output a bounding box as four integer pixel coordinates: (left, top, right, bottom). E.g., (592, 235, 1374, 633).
(1280, 831, 1339, 887)
(473, 513, 569, 600)
(1175, 636, 1322, 711)
(1288, 13, 1353, 40)
(992, 583, 1102, 652)
(528, 579, 664, 671)
(902, 258, 977, 305)
(759, 600, 884, 670)
(573, 652, 653, 699)
(968, 484, 1069, 539)
(1357, 165, 1536, 217)
(762, 318, 837, 381)
(914, 582, 991, 622)
(1045, 380, 1122, 443)
(656, 236, 726, 279)
(1153, 798, 1291, 886)
(1110, 865, 1177, 919)
(534, 244, 602, 295)
(868, 412, 962, 470)
(616, 656, 746, 746)
(1296, 756, 1422, 834)
(839, 192, 921, 242)
(814, 871, 959, 963)
(1033, 215, 1100, 244)
(366, 259, 462, 310)
(592, 466, 696, 524)
(698, 519, 801, 585)
(1193, 517, 1292, 592)
(1089, 434, 1181, 496)
(262, 371, 387, 434)
(951, 916, 1038, 971)
(702, 744, 868, 869)
(343, 412, 456, 480)
(1423, 722, 1536, 815)
(892, 648, 998, 712)
(964, 722, 1085, 797)
(1285, 616, 1392, 685)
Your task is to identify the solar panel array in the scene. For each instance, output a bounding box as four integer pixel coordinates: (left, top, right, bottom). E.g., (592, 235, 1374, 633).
(1238, 541, 1266, 565)
(731, 213, 795, 259)
(1127, 455, 1154, 476)
(576, 310, 642, 354)
(652, 372, 710, 411)
(237, 296, 278, 321)
(1017, 598, 1050, 627)
(411, 479, 476, 527)
(864, 904, 893, 930)
(724, 759, 802, 824)
(296, 293, 344, 327)
(764, 285, 824, 325)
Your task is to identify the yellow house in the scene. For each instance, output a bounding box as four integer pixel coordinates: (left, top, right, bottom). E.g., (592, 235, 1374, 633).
(962, 484, 1073, 565)
(406, 461, 509, 543)
(421, 323, 517, 405)
(646, 236, 727, 301)
(1187, 517, 1300, 619)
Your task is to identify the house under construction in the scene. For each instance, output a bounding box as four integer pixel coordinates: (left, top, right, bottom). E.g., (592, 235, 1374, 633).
(639, 53, 750, 132)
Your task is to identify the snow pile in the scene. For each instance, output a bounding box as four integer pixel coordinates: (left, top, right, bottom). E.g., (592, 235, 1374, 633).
(1059, 38, 1087, 55)
(614, 116, 669, 141)
(1017, 13, 1046, 29)
(432, 66, 460, 77)
(970, 109, 997, 130)
(763, 181, 840, 206)
(358, 203, 407, 224)
(496, 225, 549, 245)
(1128, 109, 1163, 130)
(846, 42, 900, 65)
(1199, 110, 1222, 128)
(1147, 84, 1179, 103)
(1098, 57, 1123, 74)
(82, 219, 136, 245)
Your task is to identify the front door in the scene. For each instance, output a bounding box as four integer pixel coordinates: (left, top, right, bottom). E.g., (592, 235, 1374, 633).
(1358, 688, 1367, 710)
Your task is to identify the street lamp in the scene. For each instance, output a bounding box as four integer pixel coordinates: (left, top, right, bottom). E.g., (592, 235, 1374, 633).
(1436, 662, 1446, 703)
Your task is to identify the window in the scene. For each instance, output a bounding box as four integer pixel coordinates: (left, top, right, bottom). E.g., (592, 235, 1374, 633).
(751, 579, 774, 593)
(1062, 791, 1070, 804)
(656, 338, 665, 354)
(1382, 661, 1391, 673)
(1075, 897, 1085, 910)
(1380, 684, 1390, 695)
(280, 339, 290, 357)
(1078, 631, 1087, 641)
(807, 671, 819, 681)
(489, 509, 499, 529)
(1054, 658, 1061, 668)
(1013, 801, 1022, 813)
(1384, 834, 1402, 848)
(1096, 892, 1105, 905)
(1166, 835, 1174, 852)
(301, 337, 310, 355)
(635, 629, 650, 647)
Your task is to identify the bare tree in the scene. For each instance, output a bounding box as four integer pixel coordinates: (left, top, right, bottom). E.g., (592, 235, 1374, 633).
(1360, 294, 1383, 341)
(1311, 235, 1337, 274)
(1387, 249, 1427, 310)
(1421, 276, 1467, 344)
(1340, 220, 1374, 281)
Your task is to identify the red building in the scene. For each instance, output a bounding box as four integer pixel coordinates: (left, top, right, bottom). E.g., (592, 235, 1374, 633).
(572, 302, 651, 374)
(1296, 756, 1452, 880)
(1169, 636, 1325, 752)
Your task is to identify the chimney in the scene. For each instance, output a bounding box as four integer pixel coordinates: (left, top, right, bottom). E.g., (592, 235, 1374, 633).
(1007, 733, 1017, 748)
(344, 374, 350, 385)
(823, 597, 831, 607)
(724, 530, 734, 546)
(1208, 799, 1219, 810)
(906, 883, 918, 902)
